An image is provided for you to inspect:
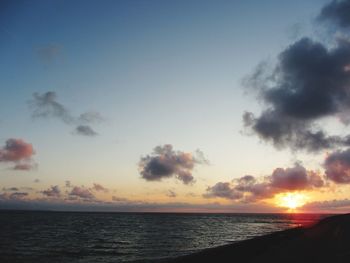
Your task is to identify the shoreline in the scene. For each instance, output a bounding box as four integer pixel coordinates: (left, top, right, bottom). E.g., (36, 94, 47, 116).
(0, 208, 335, 215)
(157, 213, 350, 263)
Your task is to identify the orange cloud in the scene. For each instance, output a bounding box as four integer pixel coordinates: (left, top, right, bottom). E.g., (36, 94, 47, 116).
(0, 139, 36, 170)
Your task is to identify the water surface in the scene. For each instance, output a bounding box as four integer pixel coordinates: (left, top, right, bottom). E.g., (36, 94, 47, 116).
(0, 211, 326, 262)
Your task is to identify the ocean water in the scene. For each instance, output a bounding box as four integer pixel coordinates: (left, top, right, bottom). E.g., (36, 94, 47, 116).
(0, 211, 326, 263)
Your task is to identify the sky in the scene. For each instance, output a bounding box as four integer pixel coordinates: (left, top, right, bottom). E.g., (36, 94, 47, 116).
(1, 0, 350, 213)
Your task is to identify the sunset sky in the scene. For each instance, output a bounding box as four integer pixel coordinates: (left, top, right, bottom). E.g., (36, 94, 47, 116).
(1, 0, 350, 213)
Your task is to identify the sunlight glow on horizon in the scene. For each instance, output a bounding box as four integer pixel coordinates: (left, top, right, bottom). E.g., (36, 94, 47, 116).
(275, 192, 308, 211)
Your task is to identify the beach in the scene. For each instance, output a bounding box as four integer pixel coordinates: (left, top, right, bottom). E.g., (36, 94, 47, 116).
(164, 213, 350, 263)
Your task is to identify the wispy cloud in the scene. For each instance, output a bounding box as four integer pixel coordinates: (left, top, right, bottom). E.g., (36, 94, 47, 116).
(112, 196, 130, 202)
(0, 197, 282, 213)
(36, 44, 62, 64)
(166, 190, 177, 198)
(31, 91, 73, 124)
(303, 199, 350, 212)
(91, 183, 109, 193)
(29, 91, 103, 137)
(2, 187, 19, 191)
(78, 112, 104, 124)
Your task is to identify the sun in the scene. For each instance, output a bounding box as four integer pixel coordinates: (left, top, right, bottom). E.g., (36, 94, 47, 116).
(275, 192, 308, 211)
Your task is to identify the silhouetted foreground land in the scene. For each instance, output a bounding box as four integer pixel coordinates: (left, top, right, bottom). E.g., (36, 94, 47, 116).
(162, 213, 350, 263)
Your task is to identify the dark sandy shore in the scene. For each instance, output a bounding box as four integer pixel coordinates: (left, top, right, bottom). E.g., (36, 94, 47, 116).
(159, 213, 350, 263)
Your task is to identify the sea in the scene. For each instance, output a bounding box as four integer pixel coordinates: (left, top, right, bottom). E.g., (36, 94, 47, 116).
(0, 211, 327, 263)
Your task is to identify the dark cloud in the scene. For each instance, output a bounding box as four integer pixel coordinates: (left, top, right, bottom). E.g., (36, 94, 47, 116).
(92, 183, 108, 192)
(203, 182, 243, 200)
(244, 37, 350, 152)
(34, 179, 40, 183)
(204, 164, 324, 202)
(139, 144, 208, 184)
(270, 165, 324, 190)
(29, 91, 103, 136)
(42, 185, 61, 197)
(69, 186, 95, 200)
(75, 125, 98, 136)
(0, 138, 36, 170)
(324, 148, 350, 183)
(319, 0, 350, 28)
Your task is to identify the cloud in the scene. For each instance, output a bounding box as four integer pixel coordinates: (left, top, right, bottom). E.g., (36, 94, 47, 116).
(112, 196, 129, 202)
(91, 183, 108, 193)
(78, 112, 104, 124)
(2, 187, 19, 191)
(13, 163, 35, 171)
(166, 190, 177, 198)
(270, 165, 324, 190)
(42, 185, 61, 197)
(30, 91, 73, 124)
(29, 91, 103, 136)
(203, 182, 244, 200)
(243, 37, 350, 152)
(324, 148, 350, 183)
(0, 139, 34, 162)
(0, 197, 283, 213)
(75, 125, 98, 136)
(9, 192, 28, 199)
(0, 192, 28, 200)
(204, 164, 324, 202)
(319, 0, 350, 28)
(303, 199, 350, 211)
(21, 187, 34, 191)
(65, 180, 71, 188)
(34, 179, 40, 183)
(1, 180, 345, 213)
(139, 144, 208, 184)
(0, 138, 36, 170)
(69, 186, 95, 200)
(36, 44, 62, 64)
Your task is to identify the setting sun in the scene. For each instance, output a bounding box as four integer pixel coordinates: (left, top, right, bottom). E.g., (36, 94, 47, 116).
(275, 192, 308, 210)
